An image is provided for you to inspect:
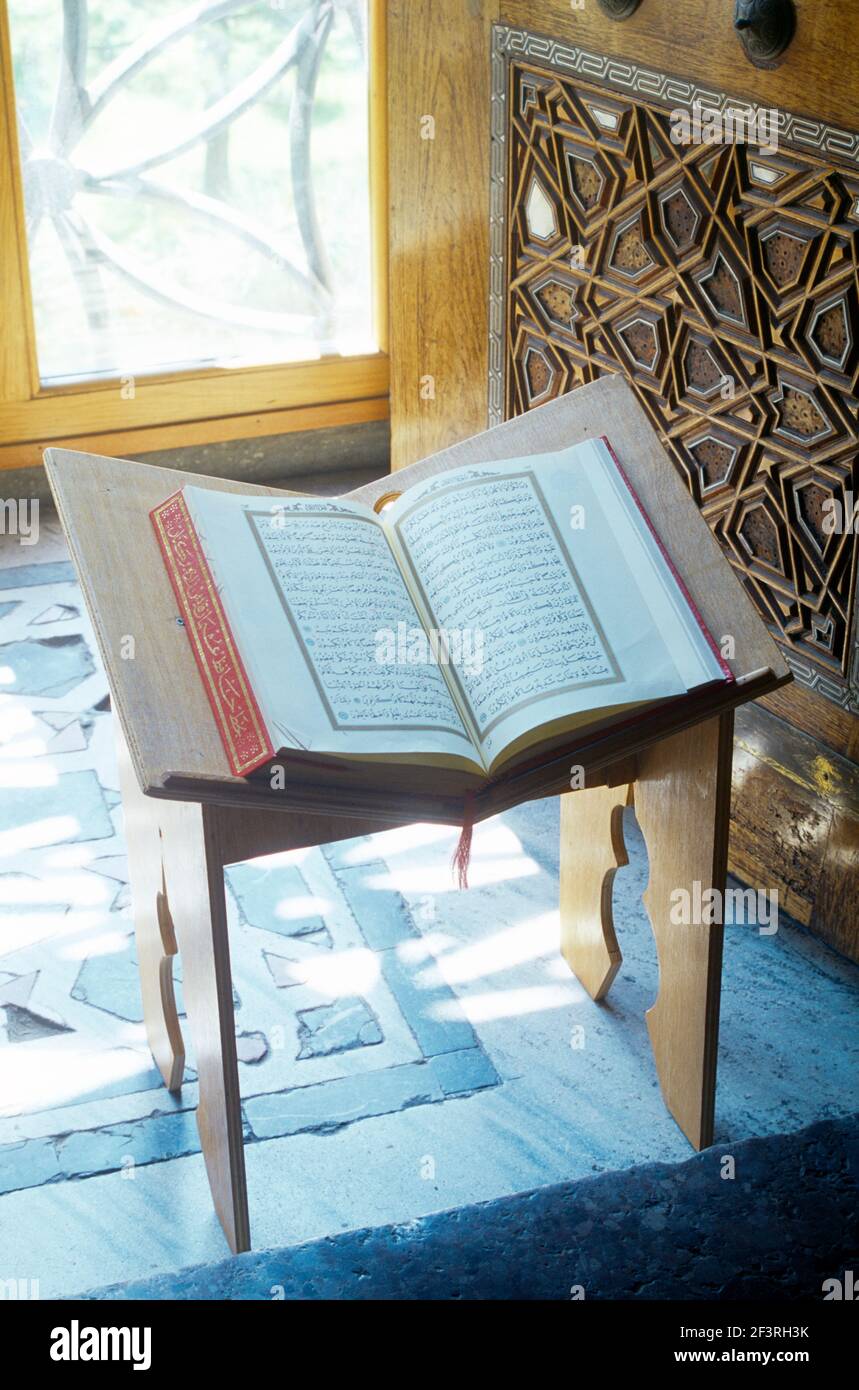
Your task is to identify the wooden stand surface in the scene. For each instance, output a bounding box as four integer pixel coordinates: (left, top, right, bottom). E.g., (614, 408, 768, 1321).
(46, 377, 790, 1253)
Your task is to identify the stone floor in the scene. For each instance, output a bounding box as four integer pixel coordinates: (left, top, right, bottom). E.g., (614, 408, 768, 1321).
(87, 1114, 859, 1301)
(0, 514, 858, 1299)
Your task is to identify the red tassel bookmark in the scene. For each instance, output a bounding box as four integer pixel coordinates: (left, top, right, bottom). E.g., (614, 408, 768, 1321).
(451, 790, 476, 890)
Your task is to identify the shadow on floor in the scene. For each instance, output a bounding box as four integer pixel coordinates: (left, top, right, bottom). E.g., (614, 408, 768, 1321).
(86, 1113, 859, 1301)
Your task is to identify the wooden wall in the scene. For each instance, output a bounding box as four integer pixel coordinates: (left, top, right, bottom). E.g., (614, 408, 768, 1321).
(388, 0, 859, 464)
(387, 0, 498, 471)
(386, 0, 859, 961)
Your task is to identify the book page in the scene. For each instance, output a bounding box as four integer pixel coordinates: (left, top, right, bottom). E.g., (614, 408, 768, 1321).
(385, 443, 724, 769)
(183, 488, 480, 767)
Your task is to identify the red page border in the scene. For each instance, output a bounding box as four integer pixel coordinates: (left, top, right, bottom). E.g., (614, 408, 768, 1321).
(150, 491, 274, 777)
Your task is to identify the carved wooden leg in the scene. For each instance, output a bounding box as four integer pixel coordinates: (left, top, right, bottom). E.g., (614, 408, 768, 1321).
(159, 799, 250, 1254)
(559, 781, 632, 1000)
(118, 734, 405, 1255)
(634, 713, 734, 1151)
(115, 721, 184, 1092)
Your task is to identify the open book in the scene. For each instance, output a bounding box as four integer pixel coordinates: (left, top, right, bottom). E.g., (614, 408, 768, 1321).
(150, 436, 731, 793)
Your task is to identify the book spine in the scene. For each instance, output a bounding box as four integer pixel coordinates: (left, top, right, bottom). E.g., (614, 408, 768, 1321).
(150, 490, 274, 776)
(599, 436, 735, 684)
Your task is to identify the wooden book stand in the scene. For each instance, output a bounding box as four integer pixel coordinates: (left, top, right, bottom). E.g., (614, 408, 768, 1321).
(46, 377, 790, 1253)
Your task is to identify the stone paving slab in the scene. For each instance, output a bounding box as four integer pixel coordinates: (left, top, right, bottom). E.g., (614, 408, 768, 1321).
(0, 561, 77, 589)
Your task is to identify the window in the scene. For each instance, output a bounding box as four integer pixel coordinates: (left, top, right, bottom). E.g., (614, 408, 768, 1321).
(0, 0, 387, 467)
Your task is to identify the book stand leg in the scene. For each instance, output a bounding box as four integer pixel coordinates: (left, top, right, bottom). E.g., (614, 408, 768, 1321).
(117, 726, 249, 1252)
(560, 713, 734, 1150)
(116, 726, 185, 1093)
(560, 779, 630, 1001)
(159, 798, 251, 1253)
(119, 719, 406, 1253)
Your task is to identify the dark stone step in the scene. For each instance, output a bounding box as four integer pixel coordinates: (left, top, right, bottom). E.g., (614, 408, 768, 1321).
(83, 1112, 858, 1301)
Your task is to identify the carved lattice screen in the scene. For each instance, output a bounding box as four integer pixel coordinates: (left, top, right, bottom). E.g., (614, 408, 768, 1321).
(489, 26, 859, 712)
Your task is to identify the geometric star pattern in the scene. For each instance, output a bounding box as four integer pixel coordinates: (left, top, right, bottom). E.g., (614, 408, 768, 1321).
(505, 60, 859, 700)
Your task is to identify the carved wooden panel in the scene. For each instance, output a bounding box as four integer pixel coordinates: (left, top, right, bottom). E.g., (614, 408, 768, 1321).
(490, 27, 859, 711)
